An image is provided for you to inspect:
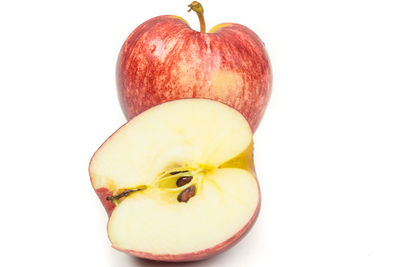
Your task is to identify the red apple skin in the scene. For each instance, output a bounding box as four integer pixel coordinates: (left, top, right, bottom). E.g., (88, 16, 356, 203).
(117, 15, 272, 132)
(95, 187, 115, 217)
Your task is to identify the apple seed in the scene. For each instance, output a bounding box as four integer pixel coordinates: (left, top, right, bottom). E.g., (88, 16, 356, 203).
(170, 170, 189, 175)
(177, 185, 196, 202)
(176, 176, 193, 187)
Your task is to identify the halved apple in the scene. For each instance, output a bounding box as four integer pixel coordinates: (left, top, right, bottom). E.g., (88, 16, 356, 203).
(89, 99, 260, 262)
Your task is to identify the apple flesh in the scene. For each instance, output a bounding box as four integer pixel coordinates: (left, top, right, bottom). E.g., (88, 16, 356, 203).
(89, 99, 260, 261)
(116, 7, 272, 132)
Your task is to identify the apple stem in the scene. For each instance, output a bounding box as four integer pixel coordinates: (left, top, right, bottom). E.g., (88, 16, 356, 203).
(188, 1, 206, 33)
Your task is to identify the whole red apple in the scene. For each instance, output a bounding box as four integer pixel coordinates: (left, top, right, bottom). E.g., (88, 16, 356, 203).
(116, 1, 272, 132)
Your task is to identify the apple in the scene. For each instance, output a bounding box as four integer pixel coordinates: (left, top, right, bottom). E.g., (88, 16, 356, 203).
(89, 99, 260, 261)
(116, 1, 272, 132)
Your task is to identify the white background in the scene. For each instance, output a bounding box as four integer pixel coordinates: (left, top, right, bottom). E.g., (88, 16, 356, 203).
(1, 0, 399, 266)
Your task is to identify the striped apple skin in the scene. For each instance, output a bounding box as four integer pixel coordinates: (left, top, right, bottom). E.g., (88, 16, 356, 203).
(116, 15, 272, 132)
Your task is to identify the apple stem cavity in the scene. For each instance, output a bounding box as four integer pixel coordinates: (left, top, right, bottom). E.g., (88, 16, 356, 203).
(188, 1, 206, 33)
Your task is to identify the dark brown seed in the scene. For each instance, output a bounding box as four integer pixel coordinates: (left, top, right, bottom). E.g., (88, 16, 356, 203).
(170, 170, 189, 175)
(176, 176, 193, 187)
(177, 186, 196, 203)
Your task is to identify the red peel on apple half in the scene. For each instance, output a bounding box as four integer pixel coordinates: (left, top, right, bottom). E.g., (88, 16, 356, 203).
(89, 99, 260, 262)
(116, 1, 272, 132)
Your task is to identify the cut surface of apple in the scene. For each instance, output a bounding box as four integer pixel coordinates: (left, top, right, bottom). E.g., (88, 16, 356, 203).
(89, 99, 260, 261)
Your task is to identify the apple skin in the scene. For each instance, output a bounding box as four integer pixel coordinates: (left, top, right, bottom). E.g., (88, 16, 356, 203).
(116, 15, 272, 132)
(95, 187, 115, 217)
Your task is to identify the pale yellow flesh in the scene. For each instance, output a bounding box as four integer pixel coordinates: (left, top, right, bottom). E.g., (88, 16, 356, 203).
(108, 168, 258, 254)
(90, 99, 252, 189)
(90, 99, 258, 255)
